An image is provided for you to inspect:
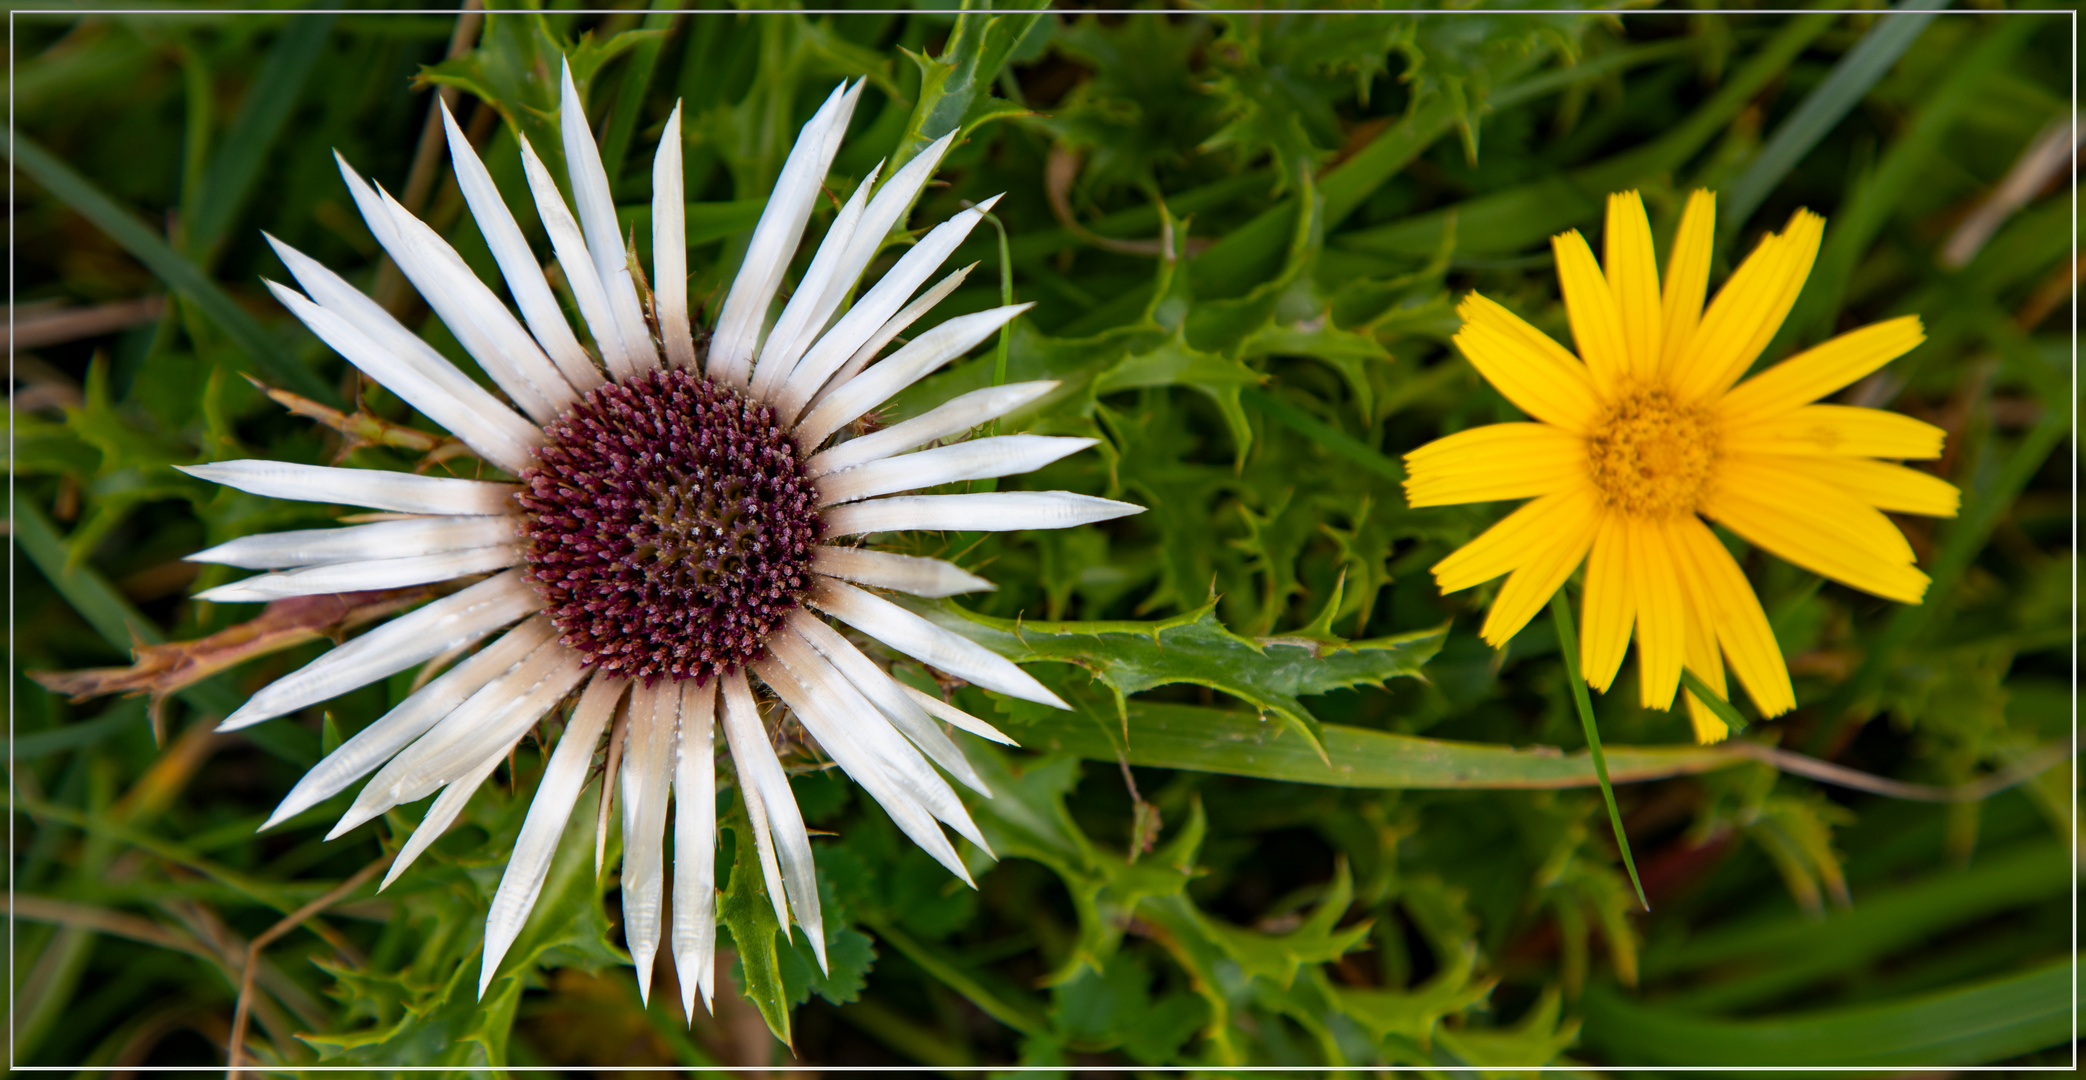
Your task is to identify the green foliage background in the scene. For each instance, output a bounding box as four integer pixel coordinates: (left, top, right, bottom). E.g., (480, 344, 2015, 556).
(7, 3, 2074, 1071)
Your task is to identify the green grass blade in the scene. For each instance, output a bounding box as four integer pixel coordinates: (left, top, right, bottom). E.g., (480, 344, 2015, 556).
(1722, 0, 1951, 234)
(13, 495, 313, 761)
(1548, 590, 1649, 910)
(1580, 956, 2073, 1066)
(597, 5, 676, 192)
(8, 134, 339, 405)
(12, 494, 171, 651)
(2, 698, 148, 760)
(1814, 340, 2071, 751)
(863, 919, 1049, 1037)
(1679, 667, 1750, 737)
(1775, 15, 2037, 348)
(1644, 839, 2071, 1011)
(188, 7, 339, 258)
(1338, 12, 1835, 261)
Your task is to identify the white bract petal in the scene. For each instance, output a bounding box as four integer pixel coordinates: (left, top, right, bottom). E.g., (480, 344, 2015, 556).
(790, 613, 987, 796)
(653, 102, 696, 370)
(218, 570, 541, 731)
(264, 617, 556, 830)
(266, 233, 550, 441)
(792, 303, 1033, 449)
(379, 189, 579, 420)
(334, 641, 585, 837)
(807, 380, 1057, 476)
(767, 631, 987, 852)
(776, 196, 1003, 421)
(196, 545, 521, 603)
(818, 435, 1097, 506)
(708, 80, 863, 387)
(811, 546, 993, 598)
(342, 166, 571, 424)
(481, 672, 626, 997)
(265, 280, 542, 474)
(441, 101, 603, 394)
(719, 668, 824, 971)
(825, 491, 1144, 537)
(560, 61, 659, 374)
(812, 580, 1067, 709)
(671, 679, 718, 1018)
(747, 161, 883, 402)
(189, 515, 516, 570)
(752, 656, 972, 885)
(520, 134, 636, 382)
(804, 264, 974, 412)
(900, 683, 1018, 746)
(718, 672, 790, 935)
(619, 669, 678, 1005)
(791, 132, 960, 368)
(382, 743, 511, 890)
(176, 461, 518, 516)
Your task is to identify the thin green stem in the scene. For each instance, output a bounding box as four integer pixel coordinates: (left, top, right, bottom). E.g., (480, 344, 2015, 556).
(983, 209, 1015, 388)
(1548, 590, 1649, 911)
(1679, 668, 1751, 738)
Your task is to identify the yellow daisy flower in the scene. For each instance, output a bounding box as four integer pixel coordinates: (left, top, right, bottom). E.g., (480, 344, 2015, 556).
(1405, 190, 1959, 743)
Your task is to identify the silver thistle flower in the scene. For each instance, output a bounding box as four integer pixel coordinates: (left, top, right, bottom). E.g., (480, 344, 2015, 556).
(180, 64, 1140, 1017)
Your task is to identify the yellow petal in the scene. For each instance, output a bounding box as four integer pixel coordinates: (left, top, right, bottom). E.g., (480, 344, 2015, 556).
(1716, 315, 1924, 424)
(1629, 518, 1685, 711)
(1677, 579, 1730, 744)
(1604, 192, 1663, 381)
(1578, 513, 1633, 692)
(1480, 496, 1599, 647)
(1670, 516, 1794, 718)
(1552, 230, 1629, 396)
(1704, 458, 1930, 603)
(1404, 423, 1587, 507)
(1672, 209, 1825, 402)
(1454, 293, 1603, 433)
(1801, 456, 1960, 517)
(1724, 404, 1946, 459)
(1659, 190, 1716, 375)
(1433, 486, 1598, 594)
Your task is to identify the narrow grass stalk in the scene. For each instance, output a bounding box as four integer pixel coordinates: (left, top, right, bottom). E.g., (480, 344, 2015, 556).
(1548, 590, 1648, 911)
(1680, 668, 1751, 738)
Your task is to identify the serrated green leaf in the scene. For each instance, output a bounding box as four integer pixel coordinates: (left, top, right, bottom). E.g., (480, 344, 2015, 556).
(964, 748, 1199, 984)
(2, 411, 101, 477)
(1043, 15, 1223, 197)
(777, 924, 876, 1008)
(1173, 859, 1368, 992)
(720, 797, 793, 1049)
(1049, 948, 1210, 1062)
(895, 8, 1043, 166)
(1435, 986, 1581, 1067)
(1399, 10, 1589, 163)
(418, 12, 658, 192)
(1200, 13, 1410, 190)
(312, 783, 613, 1066)
(1093, 337, 1261, 462)
(926, 600, 1442, 763)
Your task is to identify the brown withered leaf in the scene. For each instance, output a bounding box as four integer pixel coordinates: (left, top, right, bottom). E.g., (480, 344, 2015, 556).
(30, 585, 447, 738)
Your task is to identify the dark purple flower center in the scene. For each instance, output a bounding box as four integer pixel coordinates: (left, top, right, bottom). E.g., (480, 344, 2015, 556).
(515, 369, 822, 684)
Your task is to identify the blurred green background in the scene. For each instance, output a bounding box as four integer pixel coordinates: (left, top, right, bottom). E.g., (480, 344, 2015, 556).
(7, 2, 2074, 1071)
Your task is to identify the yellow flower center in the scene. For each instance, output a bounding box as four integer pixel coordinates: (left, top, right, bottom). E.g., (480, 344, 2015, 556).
(1586, 385, 1719, 518)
